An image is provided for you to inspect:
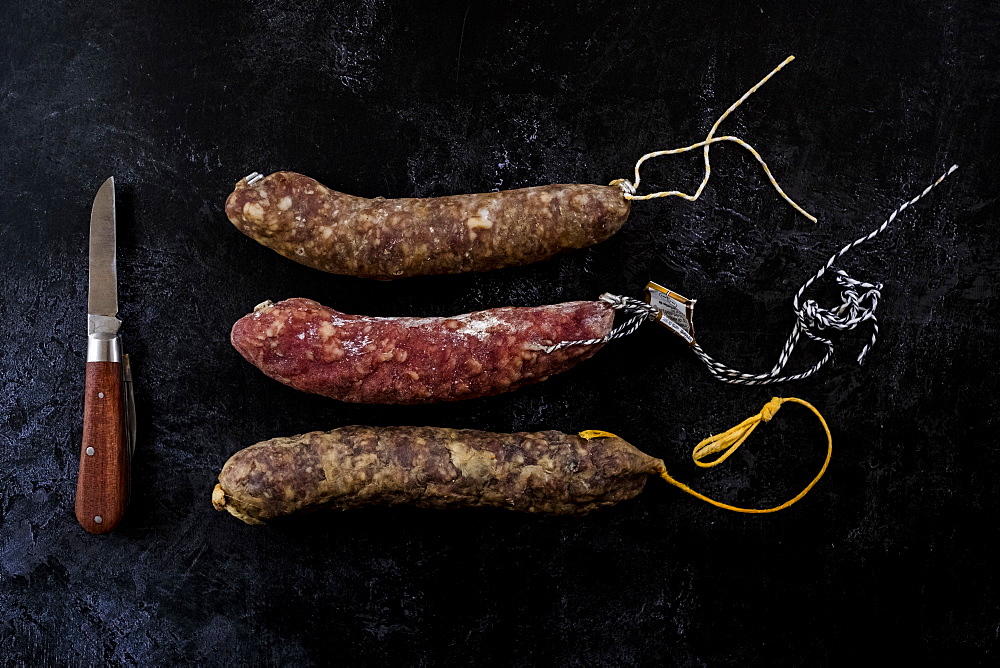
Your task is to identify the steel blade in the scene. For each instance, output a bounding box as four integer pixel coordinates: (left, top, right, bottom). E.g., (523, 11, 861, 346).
(88, 177, 118, 317)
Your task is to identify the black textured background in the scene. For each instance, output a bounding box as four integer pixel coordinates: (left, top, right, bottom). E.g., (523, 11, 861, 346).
(2, 0, 998, 664)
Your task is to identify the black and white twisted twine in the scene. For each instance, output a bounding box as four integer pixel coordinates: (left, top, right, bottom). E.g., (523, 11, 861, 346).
(545, 165, 958, 384)
(539, 294, 658, 353)
(695, 164, 959, 385)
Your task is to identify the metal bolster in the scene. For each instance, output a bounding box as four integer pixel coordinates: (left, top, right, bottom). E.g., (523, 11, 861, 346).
(87, 334, 121, 362)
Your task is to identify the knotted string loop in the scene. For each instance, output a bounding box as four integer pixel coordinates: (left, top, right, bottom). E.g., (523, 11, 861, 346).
(580, 398, 833, 514)
(690, 397, 785, 468)
(661, 397, 832, 514)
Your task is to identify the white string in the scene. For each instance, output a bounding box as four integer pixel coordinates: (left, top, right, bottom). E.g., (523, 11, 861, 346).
(611, 55, 817, 223)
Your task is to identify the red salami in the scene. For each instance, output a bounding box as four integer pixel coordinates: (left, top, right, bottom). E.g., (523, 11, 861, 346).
(231, 297, 615, 404)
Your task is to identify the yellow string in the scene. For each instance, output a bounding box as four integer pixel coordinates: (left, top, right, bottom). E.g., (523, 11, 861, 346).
(578, 429, 621, 440)
(662, 397, 832, 513)
(611, 55, 817, 223)
(579, 397, 832, 514)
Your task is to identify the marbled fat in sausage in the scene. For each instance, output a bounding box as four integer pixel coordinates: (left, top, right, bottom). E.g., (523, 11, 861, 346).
(230, 297, 615, 404)
(225, 172, 631, 279)
(212, 426, 666, 523)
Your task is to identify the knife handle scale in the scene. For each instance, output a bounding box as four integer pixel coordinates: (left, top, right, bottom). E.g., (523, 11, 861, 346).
(76, 361, 128, 534)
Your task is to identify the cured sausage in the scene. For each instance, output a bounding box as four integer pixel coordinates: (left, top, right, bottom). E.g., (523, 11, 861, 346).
(212, 399, 836, 524)
(211, 426, 666, 523)
(231, 297, 614, 404)
(224, 60, 823, 279)
(225, 172, 630, 279)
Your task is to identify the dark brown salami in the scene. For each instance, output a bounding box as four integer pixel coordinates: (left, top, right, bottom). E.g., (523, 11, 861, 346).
(231, 297, 615, 404)
(225, 172, 630, 279)
(211, 426, 666, 523)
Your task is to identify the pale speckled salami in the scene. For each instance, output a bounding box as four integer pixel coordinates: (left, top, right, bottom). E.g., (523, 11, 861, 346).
(211, 426, 666, 523)
(230, 297, 615, 404)
(224, 60, 825, 280)
(225, 172, 631, 279)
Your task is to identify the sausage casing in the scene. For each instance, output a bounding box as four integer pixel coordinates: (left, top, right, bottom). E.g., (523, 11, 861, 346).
(231, 297, 614, 404)
(212, 426, 666, 523)
(225, 172, 631, 279)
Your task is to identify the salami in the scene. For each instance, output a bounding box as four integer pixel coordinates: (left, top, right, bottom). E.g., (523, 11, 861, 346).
(225, 172, 630, 279)
(224, 59, 819, 279)
(231, 297, 615, 404)
(212, 399, 836, 524)
(211, 426, 666, 523)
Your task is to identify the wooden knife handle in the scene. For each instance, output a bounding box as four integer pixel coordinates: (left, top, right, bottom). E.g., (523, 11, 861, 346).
(76, 361, 128, 534)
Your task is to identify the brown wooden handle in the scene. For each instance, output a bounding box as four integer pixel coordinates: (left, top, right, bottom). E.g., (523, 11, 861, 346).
(76, 361, 128, 533)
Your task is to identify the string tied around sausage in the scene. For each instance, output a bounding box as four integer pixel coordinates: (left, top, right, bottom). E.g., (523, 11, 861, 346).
(581, 397, 832, 514)
(536, 294, 658, 354)
(546, 164, 958, 383)
(610, 55, 817, 223)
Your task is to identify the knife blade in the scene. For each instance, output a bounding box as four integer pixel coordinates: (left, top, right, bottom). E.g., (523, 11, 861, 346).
(76, 176, 132, 534)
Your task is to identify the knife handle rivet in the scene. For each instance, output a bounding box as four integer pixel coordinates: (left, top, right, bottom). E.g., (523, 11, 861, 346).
(86, 447, 95, 456)
(94, 516, 103, 524)
(98, 392, 105, 399)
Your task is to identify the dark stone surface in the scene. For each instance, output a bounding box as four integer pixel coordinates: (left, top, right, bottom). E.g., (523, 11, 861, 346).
(1, 0, 997, 664)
